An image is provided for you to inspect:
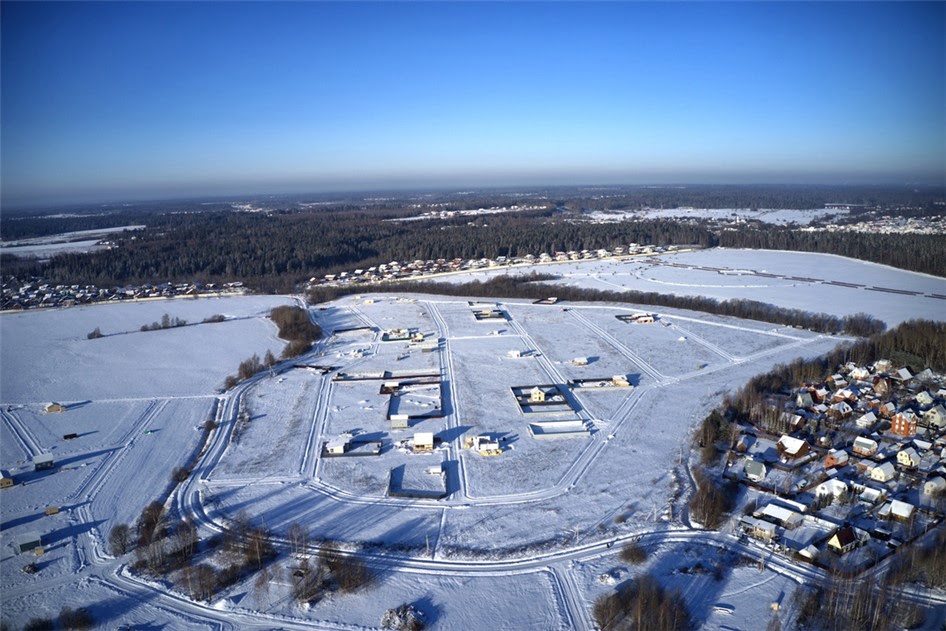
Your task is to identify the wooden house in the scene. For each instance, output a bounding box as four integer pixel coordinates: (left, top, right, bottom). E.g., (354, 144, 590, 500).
(776, 435, 809, 462)
(824, 449, 849, 469)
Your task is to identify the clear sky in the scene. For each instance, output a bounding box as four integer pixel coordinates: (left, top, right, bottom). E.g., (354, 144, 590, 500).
(2, 1, 944, 207)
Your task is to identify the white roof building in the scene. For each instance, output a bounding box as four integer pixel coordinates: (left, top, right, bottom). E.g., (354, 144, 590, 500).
(870, 461, 897, 483)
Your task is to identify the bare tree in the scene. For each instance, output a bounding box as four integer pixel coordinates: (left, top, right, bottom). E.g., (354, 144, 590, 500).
(108, 523, 131, 556)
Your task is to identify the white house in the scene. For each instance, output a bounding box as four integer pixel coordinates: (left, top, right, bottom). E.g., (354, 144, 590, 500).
(413, 432, 434, 451)
(897, 447, 921, 468)
(815, 478, 849, 500)
(923, 405, 946, 429)
(852, 436, 878, 457)
(870, 461, 897, 483)
(855, 412, 877, 430)
(923, 476, 946, 496)
(879, 499, 915, 522)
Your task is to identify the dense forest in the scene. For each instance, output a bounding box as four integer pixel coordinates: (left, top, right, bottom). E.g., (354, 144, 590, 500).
(3, 186, 944, 291)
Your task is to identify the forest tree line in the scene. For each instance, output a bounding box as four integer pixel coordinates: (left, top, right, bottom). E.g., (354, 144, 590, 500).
(3, 185, 944, 293)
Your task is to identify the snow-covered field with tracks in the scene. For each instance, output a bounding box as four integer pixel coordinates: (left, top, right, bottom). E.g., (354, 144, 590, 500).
(2, 252, 945, 630)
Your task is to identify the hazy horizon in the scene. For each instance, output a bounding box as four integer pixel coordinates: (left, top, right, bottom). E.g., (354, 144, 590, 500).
(2, 1, 944, 208)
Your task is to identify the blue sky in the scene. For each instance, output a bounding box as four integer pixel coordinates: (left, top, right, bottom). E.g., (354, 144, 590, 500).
(2, 1, 944, 206)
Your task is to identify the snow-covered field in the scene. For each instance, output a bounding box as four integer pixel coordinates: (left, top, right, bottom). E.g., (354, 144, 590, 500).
(586, 207, 844, 225)
(2, 256, 944, 630)
(433, 248, 946, 326)
(0, 225, 146, 258)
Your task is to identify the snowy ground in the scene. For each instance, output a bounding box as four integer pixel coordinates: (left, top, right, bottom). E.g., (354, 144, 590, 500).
(431, 248, 946, 326)
(2, 258, 945, 629)
(585, 207, 845, 225)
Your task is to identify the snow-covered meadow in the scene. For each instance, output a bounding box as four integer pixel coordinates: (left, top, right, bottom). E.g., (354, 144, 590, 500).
(2, 251, 945, 629)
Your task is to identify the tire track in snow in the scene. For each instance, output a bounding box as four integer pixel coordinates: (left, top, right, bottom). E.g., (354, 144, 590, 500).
(567, 309, 669, 385)
(1, 407, 41, 458)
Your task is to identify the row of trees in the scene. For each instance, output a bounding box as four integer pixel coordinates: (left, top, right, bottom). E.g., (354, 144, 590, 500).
(592, 573, 691, 630)
(269, 305, 321, 358)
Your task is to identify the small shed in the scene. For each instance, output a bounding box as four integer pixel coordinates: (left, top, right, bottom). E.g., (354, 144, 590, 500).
(33, 453, 55, 471)
(15, 531, 42, 554)
(572, 357, 589, 367)
(390, 414, 410, 430)
(611, 375, 630, 387)
(0, 470, 13, 488)
(326, 438, 349, 455)
(507, 350, 522, 359)
(44, 402, 65, 414)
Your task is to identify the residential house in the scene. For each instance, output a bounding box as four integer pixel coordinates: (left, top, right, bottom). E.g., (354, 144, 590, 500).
(873, 376, 893, 397)
(824, 449, 850, 469)
(796, 391, 814, 409)
(740, 516, 777, 542)
(891, 411, 918, 437)
(855, 412, 878, 430)
(756, 504, 803, 529)
(827, 526, 861, 555)
(744, 459, 767, 483)
(611, 375, 630, 387)
(923, 476, 946, 496)
(858, 486, 887, 506)
(879, 402, 897, 418)
(815, 478, 849, 500)
(850, 367, 871, 381)
(829, 401, 853, 420)
(897, 447, 921, 469)
(917, 391, 935, 407)
(869, 461, 897, 483)
(873, 359, 893, 374)
(776, 435, 809, 462)
(893, 367, 913, 383)
(922, 405, 946, 430)
(879, 499, 915, 522)
(852, 436, 879, 457)
(529, 387, 546, 403)
(326, 437, 349, 455)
